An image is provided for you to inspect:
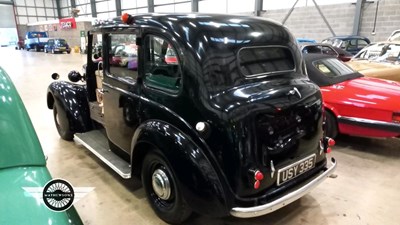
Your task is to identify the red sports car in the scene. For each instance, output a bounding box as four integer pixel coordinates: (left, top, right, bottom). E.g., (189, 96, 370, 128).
(304, 54, 400, 138)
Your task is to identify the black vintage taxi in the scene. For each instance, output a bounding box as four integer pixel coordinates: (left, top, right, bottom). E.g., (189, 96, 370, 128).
(47, 13, 336, 224)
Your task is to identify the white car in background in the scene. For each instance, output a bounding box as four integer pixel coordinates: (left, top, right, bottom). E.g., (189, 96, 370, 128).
(388, 29, 400, 42)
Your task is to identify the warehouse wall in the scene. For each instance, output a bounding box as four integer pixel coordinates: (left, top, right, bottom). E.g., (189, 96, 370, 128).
(262, 0, 400, 43)
(27, 20, 92, 48)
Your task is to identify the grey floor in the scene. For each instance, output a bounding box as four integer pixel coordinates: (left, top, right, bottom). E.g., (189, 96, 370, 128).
(1, 47, 399, 225)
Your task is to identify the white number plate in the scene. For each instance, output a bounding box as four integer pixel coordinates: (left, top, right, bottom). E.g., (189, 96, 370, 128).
(277, 154, 316, 186)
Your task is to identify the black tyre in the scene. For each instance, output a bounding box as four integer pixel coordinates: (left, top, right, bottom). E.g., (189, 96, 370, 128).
(142, 151, 192, 224)
(325, 111, 338, 139)
(53, 102, 74, 141)
(35, 45, 39, 52)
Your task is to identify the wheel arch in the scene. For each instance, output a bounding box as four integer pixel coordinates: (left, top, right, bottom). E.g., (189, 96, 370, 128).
(323, 103, 340, 136)
(130, 120, 230, 217)
(47, 81, 92, 133)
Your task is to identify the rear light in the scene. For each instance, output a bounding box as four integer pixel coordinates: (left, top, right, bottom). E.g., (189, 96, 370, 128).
(328, 138, 335, 147)
(393, 112, 400, 123)
(254, 180, 261, 189)
(255, 170, 264, 181)
(250, 169, 264, 189)
(321, 137, 335, 154)
(326, 147, 332, 153)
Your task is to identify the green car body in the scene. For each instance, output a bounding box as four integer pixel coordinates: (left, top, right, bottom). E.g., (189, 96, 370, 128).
(0, 67, 83, 225)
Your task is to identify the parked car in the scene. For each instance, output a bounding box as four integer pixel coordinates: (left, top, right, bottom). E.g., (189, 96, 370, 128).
(304, 54, 400, 138)
(24, 31, 49, 51)
(296, 37, 317, 44)
(301, 43, 353, 62)
(0, 67, 83, 225)
(44, 38, 71, 54)
(346, 41, 400, 82)
(388, 29, 400, 42)
(15, 37, 24, 50)
(322, 35, 371, 55)
(47, 13, 336, 224)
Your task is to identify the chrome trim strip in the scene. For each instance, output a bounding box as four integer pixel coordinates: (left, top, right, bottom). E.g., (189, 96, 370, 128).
(338, 116, 400, 133)
(74, 134, 131, 179)
(230, 157, 337, 218)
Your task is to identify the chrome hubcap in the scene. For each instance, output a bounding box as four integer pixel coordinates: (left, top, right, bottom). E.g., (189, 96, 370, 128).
(151, 169, 171, 200)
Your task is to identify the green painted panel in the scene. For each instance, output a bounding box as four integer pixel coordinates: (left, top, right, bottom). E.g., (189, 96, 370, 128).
(0, 67, 46, 169)
(0, 167, 83, 225)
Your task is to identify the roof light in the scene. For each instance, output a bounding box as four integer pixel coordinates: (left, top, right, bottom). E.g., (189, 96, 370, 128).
(121, 13, 134, 24)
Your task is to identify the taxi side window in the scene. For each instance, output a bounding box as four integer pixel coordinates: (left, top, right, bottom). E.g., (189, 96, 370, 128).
(107, 33, 138, 81)
(143, 35, 181, 93)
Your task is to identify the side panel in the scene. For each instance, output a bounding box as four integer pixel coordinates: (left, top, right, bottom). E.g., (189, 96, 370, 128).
(47, 81, 92, 133)
(132, 120, 230, 217)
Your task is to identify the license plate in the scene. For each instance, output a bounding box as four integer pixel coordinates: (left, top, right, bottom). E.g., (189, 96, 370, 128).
(60, 47, 66, 50)
(277, 154, 316, 186)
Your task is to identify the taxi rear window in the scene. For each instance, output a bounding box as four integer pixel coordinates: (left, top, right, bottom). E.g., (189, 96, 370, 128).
(239, 46, 295, 76)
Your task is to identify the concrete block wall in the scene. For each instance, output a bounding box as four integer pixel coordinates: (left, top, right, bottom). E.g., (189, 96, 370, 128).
(27, 21, 92, 47)
(262, 0, 400, 43)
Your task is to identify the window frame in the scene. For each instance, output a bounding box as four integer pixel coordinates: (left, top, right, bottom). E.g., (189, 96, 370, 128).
(142, 33, 183, 95)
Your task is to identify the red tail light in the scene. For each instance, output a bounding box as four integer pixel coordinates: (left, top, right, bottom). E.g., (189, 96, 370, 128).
(254, 180, 260, 189)
(255, 170, 264, 181)
(393, 112, 400, 123)
(328, 138, 335, 147)
(250, 169, 264, 189)
(326, 147, 332, 153)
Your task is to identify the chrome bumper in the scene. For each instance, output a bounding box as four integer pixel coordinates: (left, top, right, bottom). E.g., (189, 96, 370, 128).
(230, 157, 337, 218)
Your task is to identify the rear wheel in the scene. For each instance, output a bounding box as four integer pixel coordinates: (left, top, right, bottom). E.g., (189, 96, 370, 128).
(142, 151, 192, 224)
(325, 111, 338, 139)
(53, 102, 74, 141)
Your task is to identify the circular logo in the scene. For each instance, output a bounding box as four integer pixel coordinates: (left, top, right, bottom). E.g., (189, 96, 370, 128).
(42, 179, 75, 212)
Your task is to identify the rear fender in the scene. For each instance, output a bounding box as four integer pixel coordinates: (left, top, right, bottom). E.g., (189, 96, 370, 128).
(131, 120, 230, 217)
(47, 81, 92, 133)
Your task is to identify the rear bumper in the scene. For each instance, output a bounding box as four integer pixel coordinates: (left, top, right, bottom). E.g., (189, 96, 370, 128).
(230, 157, 337, 218)
(338, 116, 400, 133)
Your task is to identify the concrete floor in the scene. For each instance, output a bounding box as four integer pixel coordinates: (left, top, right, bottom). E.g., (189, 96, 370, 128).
(1, 47, 400, 225)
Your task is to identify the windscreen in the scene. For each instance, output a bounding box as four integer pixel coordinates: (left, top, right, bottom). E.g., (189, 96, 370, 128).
(312, 58, 355, 77)
(55, 39, 67, 45)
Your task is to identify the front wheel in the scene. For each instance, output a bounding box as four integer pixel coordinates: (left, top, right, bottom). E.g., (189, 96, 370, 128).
(53, 102, 74, 141)
(142, 151, 192, 224)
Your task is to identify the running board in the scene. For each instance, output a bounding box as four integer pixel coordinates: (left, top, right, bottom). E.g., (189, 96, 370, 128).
(74, 130, 131, 179)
